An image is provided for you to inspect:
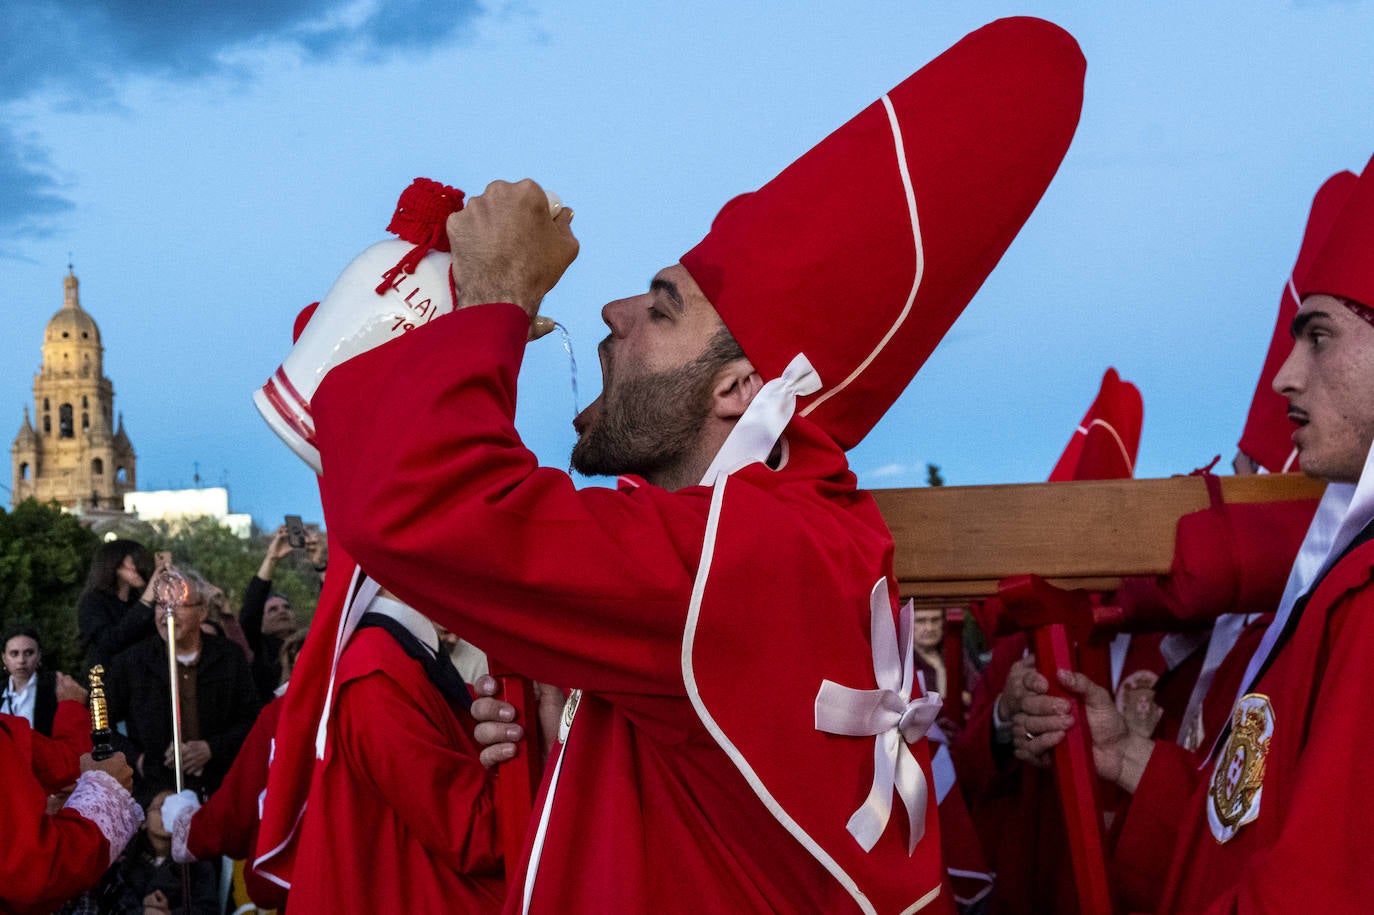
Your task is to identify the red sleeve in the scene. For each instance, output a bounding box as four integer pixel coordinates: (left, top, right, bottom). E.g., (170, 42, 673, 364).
(336, 671, 501, 876)
(29, 701, 92, 791)
(188, 698, 280, 861)
(0, 727, 110, 912)
(1109, 741, 1201, 912)
(949, 634, 1025, 797)
(1195, 589, 1374, 914)
(314, 304, 707, 710)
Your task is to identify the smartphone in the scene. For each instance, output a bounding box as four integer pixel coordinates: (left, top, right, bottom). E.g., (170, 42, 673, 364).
(284, 514, 307, 549)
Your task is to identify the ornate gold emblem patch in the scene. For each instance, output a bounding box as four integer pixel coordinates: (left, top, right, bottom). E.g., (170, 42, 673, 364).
(1208, 693, 1274, 843)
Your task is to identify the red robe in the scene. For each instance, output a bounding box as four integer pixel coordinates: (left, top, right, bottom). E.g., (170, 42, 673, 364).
(5, 701, 92, 792)
(312, 303, 949, 914)
(950, 633, 1083, 915)
(187, 696, 287, 910)
(1113, 536, 1374, 912)
(0, 716, 109, 914)
(289, 626, 504, 912)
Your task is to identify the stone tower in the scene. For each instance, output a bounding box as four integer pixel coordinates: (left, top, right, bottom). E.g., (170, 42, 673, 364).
(10, 269, 137, 510)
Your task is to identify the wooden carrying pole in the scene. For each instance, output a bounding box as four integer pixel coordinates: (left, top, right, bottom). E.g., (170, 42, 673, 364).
(874, 473, 1325, 602)
(871, 473, 1325, 915)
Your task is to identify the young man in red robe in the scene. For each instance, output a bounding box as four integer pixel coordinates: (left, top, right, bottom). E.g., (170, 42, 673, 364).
(1019, 152, 1374, 912)
(271, 17, 1085, 914)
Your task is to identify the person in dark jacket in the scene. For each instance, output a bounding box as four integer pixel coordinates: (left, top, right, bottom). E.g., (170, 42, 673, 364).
(77, 540, 165, 670)
(241, 526, 307, 704)
(2, 624, 91, 738)
(108, 575, 259, 804)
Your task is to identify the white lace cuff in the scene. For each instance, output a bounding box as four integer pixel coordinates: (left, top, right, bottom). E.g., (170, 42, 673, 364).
(164, 790, 201, 863)
(64, 769, 144, 863)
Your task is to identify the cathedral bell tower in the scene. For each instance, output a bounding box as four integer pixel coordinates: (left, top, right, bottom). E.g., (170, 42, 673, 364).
(10, 269, 137, 510)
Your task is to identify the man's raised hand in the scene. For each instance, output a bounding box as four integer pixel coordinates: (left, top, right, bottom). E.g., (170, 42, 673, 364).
(447, 179, 578, 321)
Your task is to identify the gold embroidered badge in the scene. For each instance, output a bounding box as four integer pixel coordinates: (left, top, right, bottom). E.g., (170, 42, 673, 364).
(1208, 693, 1274, 843)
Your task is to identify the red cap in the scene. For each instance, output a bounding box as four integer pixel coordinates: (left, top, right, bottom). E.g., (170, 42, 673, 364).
(1301, 153, 1374, 309)
(1239, 170, 1358, 472)
(1048, 367, 1142, 482)
(680, 17, 1085, 450)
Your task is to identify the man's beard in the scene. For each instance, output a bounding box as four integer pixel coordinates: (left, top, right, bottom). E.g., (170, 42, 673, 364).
(571, 356, 718, 480)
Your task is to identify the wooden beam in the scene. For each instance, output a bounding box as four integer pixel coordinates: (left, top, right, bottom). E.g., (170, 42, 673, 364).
(874, 474, 1324, 598)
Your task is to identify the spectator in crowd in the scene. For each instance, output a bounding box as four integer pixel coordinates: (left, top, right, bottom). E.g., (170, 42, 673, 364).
(108, 572, 259, 803)
(2, 624, 92, 740)
(163, 629, 306, 912)
(202, 582, 252, 661)
(241, 527, 310, 704)
(3, 625, 50, 731)
(78, 541, 167, 670)
(114, 790, 220, 915)
(913, 608, 950, 697)
(912, 608, 976, 709)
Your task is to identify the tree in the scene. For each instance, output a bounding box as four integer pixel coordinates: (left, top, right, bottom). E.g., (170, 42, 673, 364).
(0, 500, 100, 676)
(925, 463, 945, 487)
(143, 517, 321, 624)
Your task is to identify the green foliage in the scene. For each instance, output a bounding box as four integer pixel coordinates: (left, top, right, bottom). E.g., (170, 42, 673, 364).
(925, 463, 945, 487)
(0, 504, 323, 679)
(144, 517, 321, 624)
(0, 500, 100, 676)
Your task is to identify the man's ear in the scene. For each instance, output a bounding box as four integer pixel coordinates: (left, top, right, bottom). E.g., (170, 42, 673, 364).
(711, 358, 763, 420)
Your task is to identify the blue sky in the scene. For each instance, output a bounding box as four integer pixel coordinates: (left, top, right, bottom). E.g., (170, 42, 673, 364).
(3, 1, 1373, 529)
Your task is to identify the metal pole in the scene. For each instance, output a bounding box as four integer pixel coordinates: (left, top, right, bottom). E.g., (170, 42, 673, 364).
(154, 569, 195, 913)
(155, 570, 189, 793)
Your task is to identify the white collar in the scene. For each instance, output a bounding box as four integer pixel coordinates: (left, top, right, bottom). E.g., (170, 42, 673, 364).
(1234, 436, 1374, 708)
(366, 593, 440, 655)
(4, 676, 35, 696)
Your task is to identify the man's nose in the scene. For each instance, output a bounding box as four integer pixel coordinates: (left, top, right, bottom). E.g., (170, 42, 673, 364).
(601, 296, 637, 337)
(1272, 344, 1302, 396)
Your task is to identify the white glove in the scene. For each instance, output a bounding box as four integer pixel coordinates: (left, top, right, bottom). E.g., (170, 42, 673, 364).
(161, 789, 201, 863)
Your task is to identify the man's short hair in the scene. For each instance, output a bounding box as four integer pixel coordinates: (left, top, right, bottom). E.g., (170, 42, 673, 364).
(177, 570, 211, 607)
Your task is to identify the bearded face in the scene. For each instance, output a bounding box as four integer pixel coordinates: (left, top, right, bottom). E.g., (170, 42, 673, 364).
(570, 345, 719, 480)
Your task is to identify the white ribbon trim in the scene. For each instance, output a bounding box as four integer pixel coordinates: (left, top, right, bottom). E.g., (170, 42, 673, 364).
(699, 353, 820, 486)
(315, 569, 381, 758)
(801, 93, 925, 419)
(814, 579, 942, 855)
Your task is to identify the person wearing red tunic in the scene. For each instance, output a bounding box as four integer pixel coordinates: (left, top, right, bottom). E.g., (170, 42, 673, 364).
(1019, 152, 1374, 913)
(165, 689, 296, 909)
(276, 596, 505, 912)
(276, 17, 1086, 915)
(0, 715, 143, 914)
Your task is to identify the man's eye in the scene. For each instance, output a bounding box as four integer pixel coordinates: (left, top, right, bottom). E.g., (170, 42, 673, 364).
(647, 306, 667, 322)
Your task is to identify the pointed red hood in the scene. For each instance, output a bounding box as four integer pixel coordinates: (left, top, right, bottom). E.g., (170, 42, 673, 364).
(1049, 367, 1143, 482)
(681, 17, 1085, 451)
(1239, 170, 1358, 472)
